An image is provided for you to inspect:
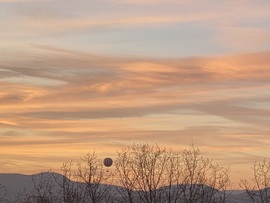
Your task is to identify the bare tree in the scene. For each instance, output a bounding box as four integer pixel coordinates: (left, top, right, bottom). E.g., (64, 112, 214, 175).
(115, 143, 182, 203)
(240, 159, 270, 203)
(15, 172, 57, 203)
(115, 143, 231, 203)
(11, 143, 230, 203)
(28, 172, 56, 202)
(76, 151, 111, 203)
(179, 144, 231, 203)
(54, 161, 86, 203)
(160, 151, 183, 203)
(16, 153, 110, 203)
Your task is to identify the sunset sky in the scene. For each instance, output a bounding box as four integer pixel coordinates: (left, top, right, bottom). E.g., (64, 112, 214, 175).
(1, 0, 270, 185)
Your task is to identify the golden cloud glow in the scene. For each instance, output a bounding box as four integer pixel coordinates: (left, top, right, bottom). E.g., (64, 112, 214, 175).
(1, 48, 270, 182)
(1, 0, 270, 188)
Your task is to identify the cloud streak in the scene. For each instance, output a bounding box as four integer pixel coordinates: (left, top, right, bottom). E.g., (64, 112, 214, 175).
(1, 0, 270, 185)
(1, 49, 270, 133)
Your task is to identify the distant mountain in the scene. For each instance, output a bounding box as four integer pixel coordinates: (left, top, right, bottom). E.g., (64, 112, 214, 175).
(0, 172, 60, 202)
(0, 173, 32, 202)
(0, 172, 122, 203)
(0, 172, 256, 203)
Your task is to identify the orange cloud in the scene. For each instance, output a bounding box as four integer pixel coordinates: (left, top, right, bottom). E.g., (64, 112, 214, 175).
(1, 47, 270, 186)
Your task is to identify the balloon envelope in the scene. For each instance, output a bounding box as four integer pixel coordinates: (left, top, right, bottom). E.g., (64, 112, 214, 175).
(103, 157, 113, 167)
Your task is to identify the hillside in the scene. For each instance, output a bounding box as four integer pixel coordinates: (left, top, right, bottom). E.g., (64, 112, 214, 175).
(0, 172, 253, 203)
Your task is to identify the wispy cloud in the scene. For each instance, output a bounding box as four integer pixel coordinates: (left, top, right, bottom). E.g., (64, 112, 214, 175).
(1, 48, 270, 154)
(1, 0, 270, 58)
(1, 0, 270, 184)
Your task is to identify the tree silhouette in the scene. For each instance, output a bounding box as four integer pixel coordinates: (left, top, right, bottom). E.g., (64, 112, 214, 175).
(240, 159, 270, 203)
(54, 161, 86, 203)
(115, 143, 231, 203)
(9, 143, 232, 203)
(179, 144, 231, 203)
(76, 151, 111, 203)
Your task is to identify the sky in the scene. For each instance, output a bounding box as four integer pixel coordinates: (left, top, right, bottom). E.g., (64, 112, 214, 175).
(1, 0, 270, 186)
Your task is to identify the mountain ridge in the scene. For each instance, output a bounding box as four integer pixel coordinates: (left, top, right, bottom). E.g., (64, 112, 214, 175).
(0, 172, 254, 203)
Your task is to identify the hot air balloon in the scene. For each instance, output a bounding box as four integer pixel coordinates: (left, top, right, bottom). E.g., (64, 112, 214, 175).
(103, 157, 113, 167)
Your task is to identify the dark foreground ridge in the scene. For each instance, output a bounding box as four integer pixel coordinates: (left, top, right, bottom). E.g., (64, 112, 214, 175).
(0, 172, 254, 203)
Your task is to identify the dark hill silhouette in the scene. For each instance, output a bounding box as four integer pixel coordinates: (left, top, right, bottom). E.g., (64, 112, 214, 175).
(0, 172, 254, 203)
